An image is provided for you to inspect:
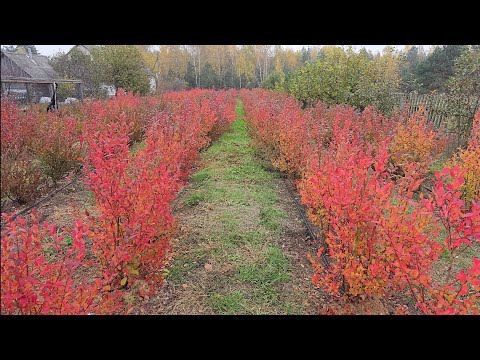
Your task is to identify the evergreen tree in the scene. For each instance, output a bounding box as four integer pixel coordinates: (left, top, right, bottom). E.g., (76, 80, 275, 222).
(415, 45, 468, 93)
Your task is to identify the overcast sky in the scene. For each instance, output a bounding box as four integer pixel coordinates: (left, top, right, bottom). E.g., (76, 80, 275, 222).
(4, 45, 423, 57)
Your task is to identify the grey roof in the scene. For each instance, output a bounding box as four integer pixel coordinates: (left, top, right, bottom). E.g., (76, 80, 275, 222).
(2, 51, 59, 79)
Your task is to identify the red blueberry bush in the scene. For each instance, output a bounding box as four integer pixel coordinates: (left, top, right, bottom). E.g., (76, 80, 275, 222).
(82, 115, 178, 292)
(1, 89, 238, 314)
(447, 111, 480, 204)
(32, 113, 84, 182)
(80, 89, 238, 294)
(1, 210, 123, 314)
(389, 106, 448, 175)
(1, 97, 43, 203)
(241, 88, 479, 314)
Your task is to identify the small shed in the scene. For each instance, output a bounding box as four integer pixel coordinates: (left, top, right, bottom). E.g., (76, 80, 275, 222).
(1, 49, 83, 104)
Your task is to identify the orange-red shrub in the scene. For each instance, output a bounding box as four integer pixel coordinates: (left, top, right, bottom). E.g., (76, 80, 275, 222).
(241, 89, 479, 314)
(448, 111, 480, 203)
(32, 114, 84, 182)
(1, 210, 123, 314)
(83, 116, 178, 292)
(1, 89, 238, 313)
(82, 89, 237, 294)
(389, 106, 448, 174)
(1, 97, 43, 203)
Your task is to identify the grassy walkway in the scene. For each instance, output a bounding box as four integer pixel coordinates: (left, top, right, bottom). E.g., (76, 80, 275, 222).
(136, 101, 318, 314)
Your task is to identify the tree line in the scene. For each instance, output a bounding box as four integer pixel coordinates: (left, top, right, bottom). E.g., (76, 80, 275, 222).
(3, 45, 477, 103)
(48, 45, 305, 95)
(278, 45, 479, 114)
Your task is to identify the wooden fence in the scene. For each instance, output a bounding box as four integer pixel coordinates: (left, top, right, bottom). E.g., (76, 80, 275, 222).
(392, 92, 480, 155)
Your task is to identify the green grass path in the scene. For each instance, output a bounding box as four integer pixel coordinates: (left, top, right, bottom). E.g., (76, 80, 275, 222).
(142, 100, 313, 314)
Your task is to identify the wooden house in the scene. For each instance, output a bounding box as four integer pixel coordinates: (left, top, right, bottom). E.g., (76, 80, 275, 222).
(1, 49, 59, 102)
(1, 49, 82, 104)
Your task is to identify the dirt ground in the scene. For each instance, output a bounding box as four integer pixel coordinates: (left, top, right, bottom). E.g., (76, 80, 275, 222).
(1, 170, 94, 229)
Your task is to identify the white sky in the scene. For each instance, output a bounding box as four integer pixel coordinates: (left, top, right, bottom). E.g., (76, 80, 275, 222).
(38, 45, 74, 56)
(2, 45, 430, 57)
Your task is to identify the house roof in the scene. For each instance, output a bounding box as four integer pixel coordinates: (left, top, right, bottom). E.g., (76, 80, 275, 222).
(1, 51, 59, 79)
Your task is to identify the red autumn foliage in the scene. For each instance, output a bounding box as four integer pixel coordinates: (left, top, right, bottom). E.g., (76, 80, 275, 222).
(1, 89, 238, 314)
(0, 210, 122, 314)
(241, 88, 479, 314)
(1, 89, 237, 205)
(1, 97, 43, 203)
(83, 115, 177, 292)
(448, 111, 480, 204)
(32, 113, 84, 182)
(81, 89, 237, 293)
(389, 106, 448, 175)
(415, 167, 480, 314)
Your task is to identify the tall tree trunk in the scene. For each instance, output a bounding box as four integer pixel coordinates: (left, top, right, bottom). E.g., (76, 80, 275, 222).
(192, 57, 199, 88)
(198, 51, 201, 88)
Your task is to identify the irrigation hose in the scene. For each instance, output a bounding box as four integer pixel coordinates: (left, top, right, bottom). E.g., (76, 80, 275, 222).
(282, 174, 330, 269)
